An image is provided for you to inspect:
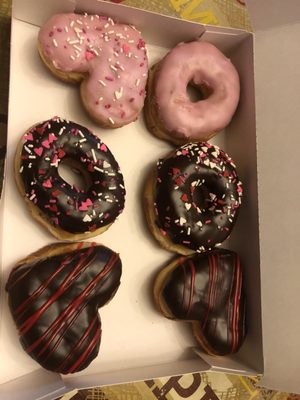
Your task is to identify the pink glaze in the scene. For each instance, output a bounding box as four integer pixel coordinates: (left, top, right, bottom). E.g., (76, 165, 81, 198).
(38, 14, 148, 127)
(154, 41, 240, 140)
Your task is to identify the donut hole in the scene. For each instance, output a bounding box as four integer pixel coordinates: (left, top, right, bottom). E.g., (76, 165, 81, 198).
(186, 82, 212, 103)
(58, 158, 92, 192)
(191, 182, 218, 211)
(192, 184, 210, 209)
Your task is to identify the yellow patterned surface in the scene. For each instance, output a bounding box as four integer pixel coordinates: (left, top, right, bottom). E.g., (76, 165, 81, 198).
(0, 1, 297, 399)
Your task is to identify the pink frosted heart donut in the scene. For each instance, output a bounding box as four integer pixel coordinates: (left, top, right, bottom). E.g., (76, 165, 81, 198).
(144, 41, 240, 145)
(38, 13, 148, 128)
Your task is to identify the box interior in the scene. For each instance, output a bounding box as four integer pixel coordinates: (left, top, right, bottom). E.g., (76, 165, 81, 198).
(0, 0, 264, 398)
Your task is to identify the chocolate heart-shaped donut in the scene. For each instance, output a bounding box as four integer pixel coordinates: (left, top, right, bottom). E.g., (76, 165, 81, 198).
(154, 249, 246, 355)
(6, 242, 122, 374)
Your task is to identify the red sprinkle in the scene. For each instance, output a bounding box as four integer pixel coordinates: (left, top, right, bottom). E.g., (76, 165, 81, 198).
(137, 38, 145, 49)
(181, 194, 188, 202)
(105, 76, 114, 81)
(85, 50, 95, 61)
(105, 104, 111, 109)
(122, 43, 130, 53)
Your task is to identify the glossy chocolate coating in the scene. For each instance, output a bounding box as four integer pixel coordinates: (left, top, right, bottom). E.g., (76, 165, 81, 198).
(6, 244, 122, 373)
(161, 249, 246, 355)
(155, 142, 243, 252)
(18, 117, 125, 233)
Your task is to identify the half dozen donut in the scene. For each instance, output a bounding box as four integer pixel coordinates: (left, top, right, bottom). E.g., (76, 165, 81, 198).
(5, 12, 247, 374)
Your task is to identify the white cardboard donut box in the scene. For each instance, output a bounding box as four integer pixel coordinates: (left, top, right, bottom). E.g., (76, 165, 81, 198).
(1, 0, 300, 398)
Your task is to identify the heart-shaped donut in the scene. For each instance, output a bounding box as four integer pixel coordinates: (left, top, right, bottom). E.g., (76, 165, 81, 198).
(5, 242, 122, 374)
(154, 249, 246, 356)
(38, 13, 148, 128)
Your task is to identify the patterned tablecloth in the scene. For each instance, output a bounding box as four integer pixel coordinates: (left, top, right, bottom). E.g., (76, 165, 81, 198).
(0, 1, 298, 400)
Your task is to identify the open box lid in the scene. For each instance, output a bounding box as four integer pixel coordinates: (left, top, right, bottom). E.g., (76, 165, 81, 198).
(247, 0, 300, 394)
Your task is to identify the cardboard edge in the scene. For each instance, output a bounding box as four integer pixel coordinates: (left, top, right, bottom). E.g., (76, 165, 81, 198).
(61, 357, 211, 390)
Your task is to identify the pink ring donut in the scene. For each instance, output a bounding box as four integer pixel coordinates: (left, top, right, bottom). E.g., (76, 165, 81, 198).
(145, 41, 240, 144)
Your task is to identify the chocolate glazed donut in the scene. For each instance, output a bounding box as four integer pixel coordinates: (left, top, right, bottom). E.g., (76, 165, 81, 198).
(154, 249, 246, 356)
(6, 242, 122, 374)
(15, 117, 126, 240)
(144, 142, 243, 255)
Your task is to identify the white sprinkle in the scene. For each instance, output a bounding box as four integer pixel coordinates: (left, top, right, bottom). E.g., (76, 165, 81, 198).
(83, 214, 92, 222)
(64, 26, 69, 33)
(19, 166, 24, 173)
(73, 45, 82, 52)
(203, 159, 210, 166)
(104, 23, 109, 28)
(91, 149, 97, 163)
(114, 51, 119, 57)
(185, 203, 192, 211)
(108, 30, 114, 34)
(119, 65, 125, 71)
(110, 65, 118, 72)
(187, 227, 191, 235)
(70, 21, 74, 27)
(98, 80, 106, 87)
(74, 27, 82, 33)
(24, 145, 31, 154)
(128, 39, 134, 43)
(103, 160, 111, 168)
(108, 117, 115, 125)
(202, 146, 208, 152)
(106, 198, 113, 203)
(76, 19, 83, 25)
(94, 166, 104, 172)
(79, 138, 87, 143)
(29, 193, 36, 200)
(53, 39, 58, 47)
(109, 186, 117, 190)
(70, 55, 75, 60)
(114, 87, 123, 100)
(135, 78, 140, 86)
(98, 97, 104, 102)
(210, 162, 216, 169)
(196, 221, 203, 227)
(69, 39, 79, 45)
(179, 217, 186, 226)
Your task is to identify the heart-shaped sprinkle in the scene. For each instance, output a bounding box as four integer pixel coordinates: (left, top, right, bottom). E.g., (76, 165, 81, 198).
(42, 178, 52, 188)
(34, 147, 43, 157)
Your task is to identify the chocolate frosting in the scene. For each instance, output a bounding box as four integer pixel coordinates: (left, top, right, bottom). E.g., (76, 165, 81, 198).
(18, 117, 126, 233)
(6, 243, 122, 374)
(155, 142, 243, 251)
(161, 249, 246, 355)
